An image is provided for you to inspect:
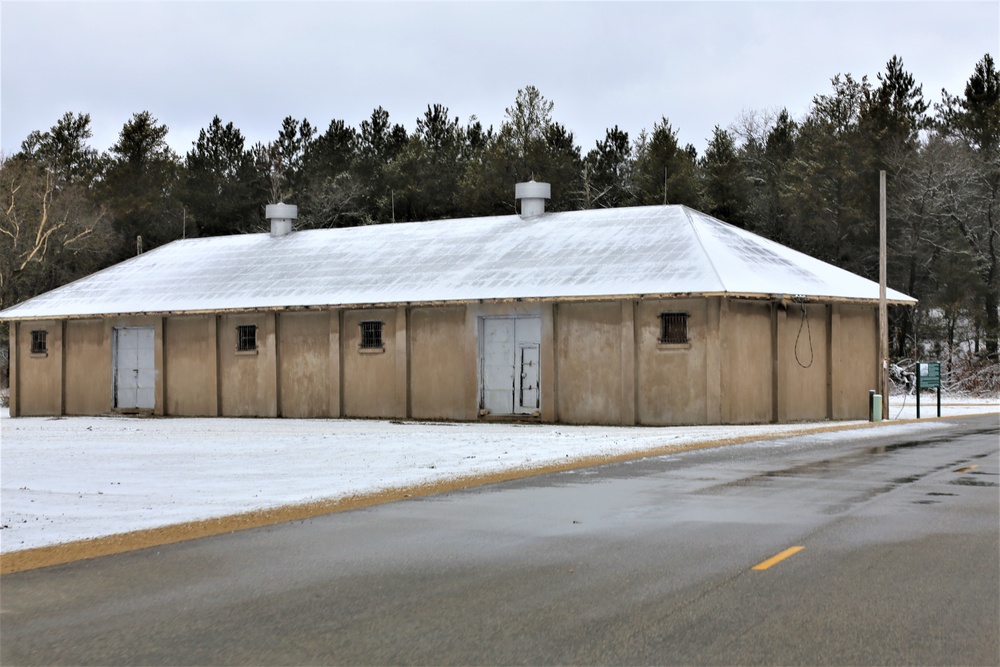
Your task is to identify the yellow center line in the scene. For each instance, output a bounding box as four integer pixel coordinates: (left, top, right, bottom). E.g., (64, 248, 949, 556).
(752, 546, 805, 571)
(954, 465, 978, 473)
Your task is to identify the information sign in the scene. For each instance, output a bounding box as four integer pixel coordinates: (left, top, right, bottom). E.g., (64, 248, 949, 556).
(916, 362, 942, 418)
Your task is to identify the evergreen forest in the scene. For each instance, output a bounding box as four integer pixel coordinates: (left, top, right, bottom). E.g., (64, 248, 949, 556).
(2, 54, 998, 394)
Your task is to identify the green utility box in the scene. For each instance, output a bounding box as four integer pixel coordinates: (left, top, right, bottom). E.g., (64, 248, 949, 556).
(869, 390, 883, 422)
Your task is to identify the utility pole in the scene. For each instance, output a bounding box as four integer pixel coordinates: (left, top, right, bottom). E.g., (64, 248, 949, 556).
(879, 170, 889, 420)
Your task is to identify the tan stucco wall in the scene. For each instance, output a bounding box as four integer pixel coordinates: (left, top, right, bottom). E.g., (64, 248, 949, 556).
(164, 315, 218, 416)
(218, 313, 277, 417)
(410, 306, 468, 421)
(277, 311, 336, 419)
(831, 304, 878, 419)
(720, 300, 774, 424)
(6, 296, 884, 425)
(64, 319, 110, 415)
(556, 301, 626, 425)
(635, 298, 710, 425)
(14, 320, 63, 416)
(342, 308, 401, 419)
(776, 303, 830, 422)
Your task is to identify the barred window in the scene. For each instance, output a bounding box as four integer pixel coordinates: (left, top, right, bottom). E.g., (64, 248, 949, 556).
(236, 324, 257, 352)
(659, 312, 688, 344)
(30, 330, 47, 354)
(360, 321, 384, 349)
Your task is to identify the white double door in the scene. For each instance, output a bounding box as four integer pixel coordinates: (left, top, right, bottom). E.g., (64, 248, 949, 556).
(480, 317, 540, 415)
(113, 327, 155, 410)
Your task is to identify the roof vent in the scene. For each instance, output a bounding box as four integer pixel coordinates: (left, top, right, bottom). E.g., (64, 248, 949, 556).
(515, 181, 550, 218)
(265, 203, 298, 237)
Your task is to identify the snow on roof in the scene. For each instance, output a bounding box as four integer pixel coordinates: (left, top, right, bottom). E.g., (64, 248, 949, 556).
(0, 205, 915, 320)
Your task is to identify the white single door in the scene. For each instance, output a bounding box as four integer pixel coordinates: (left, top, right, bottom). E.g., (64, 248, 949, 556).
(480, 317, 541, 415)
(114, 327, 155, 409)
(481, 318, 516, 415)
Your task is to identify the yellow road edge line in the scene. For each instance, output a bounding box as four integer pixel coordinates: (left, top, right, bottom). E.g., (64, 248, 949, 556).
(954, 465, 978, 473)
(753, 546, 805, 571)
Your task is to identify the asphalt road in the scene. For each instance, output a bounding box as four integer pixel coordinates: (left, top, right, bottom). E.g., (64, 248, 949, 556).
(2, 415, 998, 666)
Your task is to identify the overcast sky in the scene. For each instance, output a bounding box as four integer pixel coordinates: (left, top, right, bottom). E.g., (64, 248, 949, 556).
(2, 1, 997, 160)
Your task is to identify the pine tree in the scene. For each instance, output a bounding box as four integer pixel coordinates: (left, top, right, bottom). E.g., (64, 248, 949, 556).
(300, 119, 364, 228)
(862, 56, 929, 163)
(387, 104, 467, 221)
(789, 74, 877, 275)
(182, 116, 258, 237)
(701, 126, 749, 227)
(632, 117, 700, 208)
(459, 87, 582, 214)
(357, 107, 408, 222)
(18, 112, 100, 187)
(100, 111, 181, 260)
(583, 126, 633, 208)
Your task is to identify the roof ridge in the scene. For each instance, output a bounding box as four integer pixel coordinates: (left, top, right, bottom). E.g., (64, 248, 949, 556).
(681, 206, 727, 293)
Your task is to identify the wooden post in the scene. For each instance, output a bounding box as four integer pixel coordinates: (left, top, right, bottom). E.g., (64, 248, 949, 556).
(879, 170, 889, 420)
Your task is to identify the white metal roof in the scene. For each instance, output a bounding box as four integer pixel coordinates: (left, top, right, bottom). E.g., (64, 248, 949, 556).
(0, 205, 915, 320)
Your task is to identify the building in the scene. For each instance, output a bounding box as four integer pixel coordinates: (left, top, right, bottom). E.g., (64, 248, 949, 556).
(0, 183, 915, 424)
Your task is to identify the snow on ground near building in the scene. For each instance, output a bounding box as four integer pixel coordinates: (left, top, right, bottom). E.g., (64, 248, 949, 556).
(1, 397, 997, 554)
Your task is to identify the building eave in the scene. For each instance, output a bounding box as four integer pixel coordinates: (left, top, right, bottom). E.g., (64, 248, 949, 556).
(0, 290, 917, 323)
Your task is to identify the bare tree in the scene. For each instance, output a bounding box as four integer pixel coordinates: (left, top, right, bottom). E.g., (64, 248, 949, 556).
(0, 155, 111, 312)
(300, 173, 371, 228)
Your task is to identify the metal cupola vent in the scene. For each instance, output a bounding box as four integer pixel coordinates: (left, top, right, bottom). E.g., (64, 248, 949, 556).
(515, 180, 551, 218)
(265, 203, 298, 237)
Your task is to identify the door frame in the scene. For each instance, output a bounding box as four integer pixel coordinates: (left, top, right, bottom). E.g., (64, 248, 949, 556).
(478, 316, 541, 417)
(111, 326, 156, 411)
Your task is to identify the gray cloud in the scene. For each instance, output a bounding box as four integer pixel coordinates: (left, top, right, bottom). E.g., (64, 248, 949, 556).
(2, 1, 996, 158)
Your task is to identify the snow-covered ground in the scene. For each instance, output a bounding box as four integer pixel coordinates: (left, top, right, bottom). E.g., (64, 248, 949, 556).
(1, 397, 997, 554)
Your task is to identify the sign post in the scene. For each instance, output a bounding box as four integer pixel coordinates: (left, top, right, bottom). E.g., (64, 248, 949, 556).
(916, 362, 941, 418)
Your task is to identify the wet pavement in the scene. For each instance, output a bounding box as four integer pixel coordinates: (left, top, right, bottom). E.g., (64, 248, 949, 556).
(2, 414, 997, 665)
